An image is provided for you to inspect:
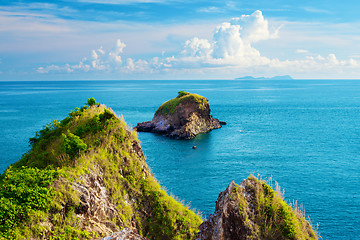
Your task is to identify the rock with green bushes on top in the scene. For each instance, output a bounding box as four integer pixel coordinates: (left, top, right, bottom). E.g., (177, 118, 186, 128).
(197, 175, 318, 240)
(136, 91, 225, 139)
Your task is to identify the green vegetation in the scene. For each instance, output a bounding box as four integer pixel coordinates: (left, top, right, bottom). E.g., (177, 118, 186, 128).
(0, 98, 202, 239)
(87, 97, 97, 106)
(0, 167, 58, 239)
(62, 130, 87, 158)
(155, 91, 208, 116)
(232, 176, 318, 240)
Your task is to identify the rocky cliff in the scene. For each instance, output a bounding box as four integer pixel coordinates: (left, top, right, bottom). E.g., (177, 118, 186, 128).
(136, 91, 224, 139)
(197, 176, 318, 240)
(0, 98, 202, 239)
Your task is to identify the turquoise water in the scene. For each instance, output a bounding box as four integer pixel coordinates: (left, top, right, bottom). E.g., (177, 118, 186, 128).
(0, 80, 359, 239)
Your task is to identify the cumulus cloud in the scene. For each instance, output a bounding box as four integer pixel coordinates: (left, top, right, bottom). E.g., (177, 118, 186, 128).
(181, 37, 212, 59)
(37, 38, 174, 74)
(178, 10, 276, 67)
(37, 10, 359, 78)
(230, 10, 279, 43)
(38, 39, 127, 73)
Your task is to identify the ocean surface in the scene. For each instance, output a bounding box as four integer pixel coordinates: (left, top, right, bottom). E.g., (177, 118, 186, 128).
(0, 80, 359, 239)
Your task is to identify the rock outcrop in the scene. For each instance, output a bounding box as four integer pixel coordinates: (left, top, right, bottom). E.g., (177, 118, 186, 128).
(197, 176, 318, 240)
(136, 91, 224, 139)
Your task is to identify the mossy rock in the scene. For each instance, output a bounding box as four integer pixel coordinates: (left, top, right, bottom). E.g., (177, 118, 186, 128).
(155, 91, 208, 116)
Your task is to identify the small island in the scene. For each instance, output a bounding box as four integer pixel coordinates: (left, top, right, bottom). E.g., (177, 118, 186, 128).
(235, 75, 293, 80)
(136, 91, 225, 139)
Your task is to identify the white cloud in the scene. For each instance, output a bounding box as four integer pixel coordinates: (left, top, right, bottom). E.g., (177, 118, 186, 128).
(108, 39, 126, 64)
(37, 10, 360, 79)
(0, 10, 71, 33)
(38, 11, 277, 74)
(197, 6, 223, 13)
(230, 10, 279, 43)
(177, 10, 276, 68)
(302, 7, 331, 14)
(37, 38, 173, 74)
(296, 49, 309, 53)
(327, 53, 339, 65)
(181, 37, 212, 58)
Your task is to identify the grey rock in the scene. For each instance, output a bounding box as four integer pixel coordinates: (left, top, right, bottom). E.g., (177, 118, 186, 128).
(102, 228, 147, 240)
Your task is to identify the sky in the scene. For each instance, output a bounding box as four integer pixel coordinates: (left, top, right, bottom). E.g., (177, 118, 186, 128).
(1, 0, 360, 80)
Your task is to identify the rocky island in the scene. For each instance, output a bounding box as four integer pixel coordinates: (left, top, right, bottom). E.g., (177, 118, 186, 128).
(0, 98, 318, 240)
(136, 91, 225, 139)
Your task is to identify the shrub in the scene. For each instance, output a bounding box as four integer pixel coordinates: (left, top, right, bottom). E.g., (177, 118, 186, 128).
(62, 130, 87, 158)
(177, 91, 189, 98)
(0, 166, 58, 238)
(29, 119, 60, 146)
(87, 98, 97, 106)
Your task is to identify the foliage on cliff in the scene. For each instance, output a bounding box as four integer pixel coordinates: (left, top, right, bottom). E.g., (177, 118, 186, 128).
(199, 175, 318, 240)
(155, 91, 207, 116)
(234, 176, 317, 239)
(0, 98, 202, 239)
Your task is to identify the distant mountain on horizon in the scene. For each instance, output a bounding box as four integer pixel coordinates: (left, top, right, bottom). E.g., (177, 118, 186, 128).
(235, 75, 294, 80)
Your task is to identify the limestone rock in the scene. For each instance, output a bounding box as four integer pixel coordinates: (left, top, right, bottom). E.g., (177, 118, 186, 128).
(136, 91, 223, 139)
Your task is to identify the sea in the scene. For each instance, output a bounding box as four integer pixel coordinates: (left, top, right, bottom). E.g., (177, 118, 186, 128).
(0, 80, 359, 239)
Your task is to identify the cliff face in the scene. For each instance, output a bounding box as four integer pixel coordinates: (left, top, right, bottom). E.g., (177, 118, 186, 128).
(0, 99, 202, 239)
(136, 91, 223, 139)
(197, 176, 318, 240)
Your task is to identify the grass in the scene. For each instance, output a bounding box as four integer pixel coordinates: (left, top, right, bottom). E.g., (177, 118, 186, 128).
(155, 91, 208, 116)
(230, 175, 318, 240)
(0, 98, 202, 239)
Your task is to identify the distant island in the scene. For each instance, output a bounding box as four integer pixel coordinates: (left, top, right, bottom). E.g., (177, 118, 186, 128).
(235, 75, 294, 80)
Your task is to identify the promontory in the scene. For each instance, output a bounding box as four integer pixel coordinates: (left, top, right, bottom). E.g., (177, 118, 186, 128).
(136, 91, 225, 139)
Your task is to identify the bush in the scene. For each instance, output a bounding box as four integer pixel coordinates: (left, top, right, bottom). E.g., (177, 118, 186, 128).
(177, 91, 189, 98)
(29, 119, 60, 146)
(87, 98, 97, 106)
(0, 166, 58, 238)
(62, 130, 87, 158)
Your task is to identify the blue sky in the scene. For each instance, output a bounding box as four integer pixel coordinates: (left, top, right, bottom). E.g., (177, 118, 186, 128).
(1, 0, 360, 80)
